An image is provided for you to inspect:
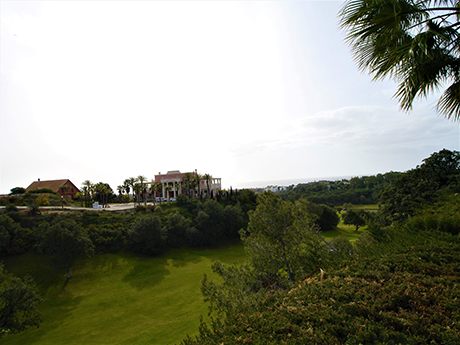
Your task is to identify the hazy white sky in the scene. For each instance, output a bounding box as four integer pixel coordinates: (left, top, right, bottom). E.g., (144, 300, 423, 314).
(1, 0, 459, 194)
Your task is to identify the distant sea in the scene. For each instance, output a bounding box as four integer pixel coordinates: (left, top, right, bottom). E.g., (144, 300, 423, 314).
(230, 175, 355, 189)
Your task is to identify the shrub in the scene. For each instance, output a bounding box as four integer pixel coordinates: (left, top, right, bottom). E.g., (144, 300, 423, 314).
(128, 215, 166, 255)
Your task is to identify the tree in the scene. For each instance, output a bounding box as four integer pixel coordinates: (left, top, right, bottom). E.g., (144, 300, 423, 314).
(242, 192, 321, 287)
(0, 264, 42, 339)
(164, 211, 192, 247)
(81, 180, 93, 208)
(202, 173, 212, 198)
(133, 183, 142, 205)
(128, 215, 166, 255)
(342, 209, 368, 231)
(117, 185, 124, 200)
(127, 177, 137, 204)
(137, 175, 147, 206)
(201, 192, 324, 316)
(155, 183, 163, 203)
(340, 0, 460, 120)
(183, 172, 193, 198)
(378, 149, 460, 223)
(123, 179, 131, 202)
(9, 187, 25, 195)
(39, 219, 94, 278)
(194, 172, 203, 199)
(299, 199, 340, 231)
(149, 183, 157, 205)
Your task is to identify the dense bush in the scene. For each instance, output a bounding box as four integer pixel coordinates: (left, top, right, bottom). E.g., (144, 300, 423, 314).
(128, 215, 166, 255)
(183, 230, 460, 344)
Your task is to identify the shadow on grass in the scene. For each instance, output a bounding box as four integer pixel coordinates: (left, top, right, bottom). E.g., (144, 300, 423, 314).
(122, 255, 171, 290)
(2, 274, 84, 345)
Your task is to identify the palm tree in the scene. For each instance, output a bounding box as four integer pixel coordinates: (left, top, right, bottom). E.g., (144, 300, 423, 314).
(149, 183, 157, 205)
(82, 180, 93, 208)
(188, 178, 197, 199)
(340, 0, 460, 120)
(174, 181, 181, 198)
(127, 177, 136, 204)
(195, 172, 203, 199)
(203, 173, 212, 198)
(123, 179, 131, 203)
(133, 183, 142, 205)
(155, 183, 163, 204)
(117, 185, 124, 203)
(183, 172, 193, 198)
(137, 175, 147, 206)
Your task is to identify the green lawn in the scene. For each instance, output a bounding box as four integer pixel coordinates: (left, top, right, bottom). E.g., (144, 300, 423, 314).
(2, 243, 246, 345)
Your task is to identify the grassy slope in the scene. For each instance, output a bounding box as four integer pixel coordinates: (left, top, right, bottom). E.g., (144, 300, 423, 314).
(2, 244, 246, 345)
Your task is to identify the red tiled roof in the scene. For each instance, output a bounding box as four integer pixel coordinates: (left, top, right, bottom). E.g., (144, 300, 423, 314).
(25, 179, 80, 194)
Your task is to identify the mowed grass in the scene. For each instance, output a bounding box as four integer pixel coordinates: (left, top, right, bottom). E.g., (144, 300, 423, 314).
(2, 243, 246, 345)
(322, 205, 377, 242)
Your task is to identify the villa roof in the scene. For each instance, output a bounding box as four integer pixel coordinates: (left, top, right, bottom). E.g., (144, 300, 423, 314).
(25, 179, 80, 193)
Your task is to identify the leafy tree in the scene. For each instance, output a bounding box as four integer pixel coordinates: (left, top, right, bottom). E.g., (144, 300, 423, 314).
(128, 215, 165, 255)
(201, 192, 324, 316)
(378, 149, 460, 223)
(299, 199, 340, 231)
(243, 192, 321, 286)
(0, 264, 42, 339)
(340, 0, 460, 119)
(39, 219, 94, 278)
(9, 187, 25, 195)
(342, 209, 370, 231)
(164, 211, 192, 247)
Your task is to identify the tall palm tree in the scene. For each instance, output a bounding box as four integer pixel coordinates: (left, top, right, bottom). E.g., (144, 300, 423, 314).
(183, 172, 193, 198)
(202, 173, 212, 198)
(133, 183, 142, 206)
(195, 172, 203, 199)
(155, 183, 163, 203)
(137, 175, 147, 206)
(149, 183, 157, 205)
(127, 177, 136, 204)
(82, 180, 93, 208)
(340, 0, 460, 120)
(117, 185, 124, 202)
(123, 179, 131, 203)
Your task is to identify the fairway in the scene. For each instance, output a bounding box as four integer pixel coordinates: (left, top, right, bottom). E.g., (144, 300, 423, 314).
(2, 243, 246, 345)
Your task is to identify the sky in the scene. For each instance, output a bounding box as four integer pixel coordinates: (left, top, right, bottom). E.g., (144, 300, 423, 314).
(1, 0, 459, 194)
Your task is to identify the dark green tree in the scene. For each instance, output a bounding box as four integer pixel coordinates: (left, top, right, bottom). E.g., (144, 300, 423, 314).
(378, 149, 460, 223)
(0, 264, 42, 338)
(9, 187, 25, 195)
(164, 211, 192, 248)
(201, 192, 325, 316)
(342, 209, 369, 231)
(39, 220, 94, 278)
(128, 215, 165, 255)
(340, 0, 460, 119)
(299, 199, 340, 231)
